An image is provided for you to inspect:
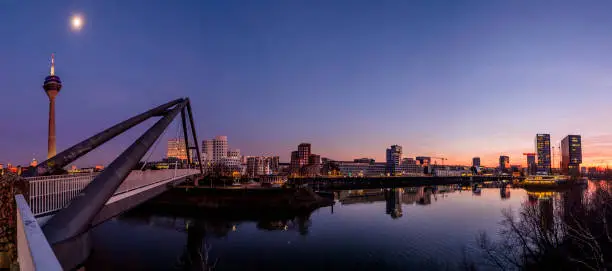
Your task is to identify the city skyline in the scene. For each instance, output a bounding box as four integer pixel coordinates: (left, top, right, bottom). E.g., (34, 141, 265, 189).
(3, 2, 612, 167)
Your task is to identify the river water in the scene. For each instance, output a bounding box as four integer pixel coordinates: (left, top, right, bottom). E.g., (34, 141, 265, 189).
(83, 183, 596, 270)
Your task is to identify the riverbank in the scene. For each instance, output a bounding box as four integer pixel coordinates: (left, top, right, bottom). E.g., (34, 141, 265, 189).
(147, 187, 334, 214)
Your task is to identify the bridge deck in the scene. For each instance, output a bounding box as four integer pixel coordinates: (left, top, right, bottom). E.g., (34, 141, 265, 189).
(24, 169, 199, 224)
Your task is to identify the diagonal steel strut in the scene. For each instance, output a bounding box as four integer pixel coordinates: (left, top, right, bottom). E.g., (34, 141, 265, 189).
(42, 99, 188, 245)
(25, 98, 184, 177)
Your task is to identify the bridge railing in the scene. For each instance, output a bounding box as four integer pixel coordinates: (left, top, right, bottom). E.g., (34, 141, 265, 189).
(15, 194, 63, 271)
(26, 173, 98, 217)
(24, 169, 198, 217)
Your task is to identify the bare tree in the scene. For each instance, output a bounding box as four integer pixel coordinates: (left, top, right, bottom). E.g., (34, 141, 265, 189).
(478, 185, 612, 270)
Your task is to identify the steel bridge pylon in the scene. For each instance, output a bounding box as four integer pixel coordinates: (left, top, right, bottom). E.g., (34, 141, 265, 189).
(24, 97, 203, 270)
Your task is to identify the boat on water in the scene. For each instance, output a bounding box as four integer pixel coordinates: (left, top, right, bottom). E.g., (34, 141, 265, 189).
(523, 175, 569, 187)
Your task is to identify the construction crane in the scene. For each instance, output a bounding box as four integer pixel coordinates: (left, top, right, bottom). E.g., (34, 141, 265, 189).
(431, 157, 447, 166)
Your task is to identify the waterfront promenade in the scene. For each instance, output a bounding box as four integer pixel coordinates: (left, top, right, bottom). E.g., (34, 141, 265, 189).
(288, 175, 522, 189)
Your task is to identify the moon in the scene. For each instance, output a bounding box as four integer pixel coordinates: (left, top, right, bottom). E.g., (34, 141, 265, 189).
(71, 15, 84, 31)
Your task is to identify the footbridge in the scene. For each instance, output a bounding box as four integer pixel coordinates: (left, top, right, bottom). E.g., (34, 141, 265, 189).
(14, 98, 204, 270)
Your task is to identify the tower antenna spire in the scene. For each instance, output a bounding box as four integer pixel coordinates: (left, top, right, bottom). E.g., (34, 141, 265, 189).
(50, 53, 55, 76)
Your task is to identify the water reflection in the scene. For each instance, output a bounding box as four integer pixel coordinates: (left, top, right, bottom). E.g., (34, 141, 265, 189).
(180, 220, 217, 271)
(338, 187, 435, 206)
(114, 205, 317, 238)
(256, 213, 312, 236)
(478, 181, 612, 270)
(500, 184, 511, 199)
(524, 186, 586, 233)
(384, 189, 402, 218)
(85, 182, 607, 271)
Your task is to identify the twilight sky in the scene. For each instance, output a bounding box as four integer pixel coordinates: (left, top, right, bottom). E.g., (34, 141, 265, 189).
(2, 1, 612, 167)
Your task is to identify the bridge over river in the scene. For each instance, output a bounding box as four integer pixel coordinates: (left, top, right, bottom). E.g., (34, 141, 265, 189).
(11, 98, 205, 270)
(7, 97, 528, 271)
(26, 169, 199, 223)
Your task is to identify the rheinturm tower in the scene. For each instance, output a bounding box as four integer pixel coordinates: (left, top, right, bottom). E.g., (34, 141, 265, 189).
(43, 54, 62, 158)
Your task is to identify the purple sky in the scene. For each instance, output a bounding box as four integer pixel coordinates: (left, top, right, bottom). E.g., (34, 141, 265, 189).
(2, 1, 612, 167)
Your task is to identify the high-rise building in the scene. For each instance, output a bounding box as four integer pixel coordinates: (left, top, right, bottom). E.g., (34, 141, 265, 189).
(213, 136, 228, 163)
(290, 151, 300, 174)
(268, 156, 280, 173)
(398, 158, 420, 174)
(472, 157, 481, 168)
(224, 148, 241, 171)
(227, 149, 240, 158)
(499, 156, 510, 173)
(240, 155, 250, 165)
(386, 145, 402, 175)
(289, 143, 320, 176)
(525, 153, 537, 175)
(201, 139, 213, 161)
(30, 158, 38, 167)
(561, 135, 582, 176)
(167, 138, 187, 161)
(260, 157, 270, 176)
(43, 54, 62, 158)
(298, 143, 311, 167)
(246, 156, 270, 177)
(415, 156, 431, 166)
(301, 154, 322, 177)
(536, 134, 551, 174)
(416, 156, 431, 174)
(246, 157, 259, 177)
(308, 154, 321, 165)
(201, 136, 241, 170)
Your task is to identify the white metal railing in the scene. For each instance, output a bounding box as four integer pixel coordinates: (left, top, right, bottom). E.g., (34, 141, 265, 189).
(26, 173, 98, 217)
(15, 194, 63, 271)
(21, 172, 98, 182)
(24, 169, 198, 217)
